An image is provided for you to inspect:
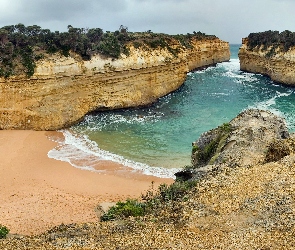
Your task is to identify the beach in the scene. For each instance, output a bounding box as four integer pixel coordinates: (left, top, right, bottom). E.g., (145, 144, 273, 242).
(0, 130, 173, 236)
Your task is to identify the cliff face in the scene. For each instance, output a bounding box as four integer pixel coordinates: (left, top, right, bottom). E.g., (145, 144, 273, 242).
(239, 38, 295, 85)
(0, 39, 229, 130)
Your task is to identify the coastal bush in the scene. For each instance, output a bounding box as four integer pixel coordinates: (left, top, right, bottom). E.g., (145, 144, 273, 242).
(153, 181, 197, 202)
(141, 180, 198, 224)
(0, 225, 9, 239)
(0, 23, 217, 78)
(101, 179, 198, 223)
(192, 122, 233, 167)
(264, 139, 290, 163)
(101, 199, 145, 221)
(247, 30, 295, 54)
(197, 138, 219, 163)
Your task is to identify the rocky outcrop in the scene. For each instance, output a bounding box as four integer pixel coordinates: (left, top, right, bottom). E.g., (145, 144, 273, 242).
(192, 109, 290, 169)
(239, 38, 295, 85)
(0, 38, 230, 130)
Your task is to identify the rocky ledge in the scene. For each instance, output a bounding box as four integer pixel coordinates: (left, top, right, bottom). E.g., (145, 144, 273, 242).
(0, 38, 229, 130)
(239, 31, 295, 85)
(2, 109, 295, 249)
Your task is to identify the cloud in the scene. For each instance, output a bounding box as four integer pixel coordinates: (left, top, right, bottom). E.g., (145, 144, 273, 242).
(0, 0, 128, 30)
(0, 0, 294, 43)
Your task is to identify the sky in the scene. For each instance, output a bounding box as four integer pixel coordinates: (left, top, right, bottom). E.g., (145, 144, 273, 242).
(0, 0, 294, 44)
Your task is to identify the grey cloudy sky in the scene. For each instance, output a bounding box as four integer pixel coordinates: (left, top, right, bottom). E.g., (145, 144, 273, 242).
(0, 0, 294, 43)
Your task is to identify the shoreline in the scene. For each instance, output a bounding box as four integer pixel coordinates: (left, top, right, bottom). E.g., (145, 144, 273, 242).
(0, 130, 173, 235)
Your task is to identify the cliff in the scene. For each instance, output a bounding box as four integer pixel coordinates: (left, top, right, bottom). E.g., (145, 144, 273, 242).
(0, 38, 230, 130)
(239, 37, 295, 85)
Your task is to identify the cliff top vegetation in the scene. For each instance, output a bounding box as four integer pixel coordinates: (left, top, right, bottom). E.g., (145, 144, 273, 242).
(0, 24, 217, 78)
(246, 30, 295, 56)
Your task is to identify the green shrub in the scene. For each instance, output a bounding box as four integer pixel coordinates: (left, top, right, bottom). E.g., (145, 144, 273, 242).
(141, 180, 198, 224)
(101, 179, 198, 223)
(220, 122, 231, 132)
(192, 122, 233, 167)
(0, 24, 217, 78)
(247, 30, 295, 52)
(197, 139, 219, 163)
(0, 225, 9, 239)
(132, 41, 142, 48)
(141, 180, 197, 211)
(101, 199, 145, 221)
(156, 181, 197, 202)
(264, 139, 290, 163)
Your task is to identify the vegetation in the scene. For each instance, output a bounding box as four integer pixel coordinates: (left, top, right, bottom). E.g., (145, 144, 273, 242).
(101, 199, 145, 221)
(0, 23, 216, 78)
(0, 225, 9, 239)
(247, 30, 295, 57)
(264, 139, 291, 163)
(192, 122, 233, 167)
(101, 179, 198, 224)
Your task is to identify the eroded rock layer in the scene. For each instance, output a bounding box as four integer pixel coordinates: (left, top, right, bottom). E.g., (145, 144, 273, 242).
(0, 39, 229, 130)
(239, 38, 295, 85)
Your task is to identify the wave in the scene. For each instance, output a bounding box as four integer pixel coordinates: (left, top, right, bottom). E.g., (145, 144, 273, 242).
(248, 90, 294, 128)
(47, 130, 181, 179)
(219, 59, 261, 84)
(80, 111, 163, 131)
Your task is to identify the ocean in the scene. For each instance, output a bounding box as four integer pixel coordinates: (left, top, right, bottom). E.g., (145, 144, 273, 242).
(48, 44, 295, 178)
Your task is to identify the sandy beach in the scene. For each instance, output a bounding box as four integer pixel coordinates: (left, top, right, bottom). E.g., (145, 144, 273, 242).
(0, 130, 173, 236)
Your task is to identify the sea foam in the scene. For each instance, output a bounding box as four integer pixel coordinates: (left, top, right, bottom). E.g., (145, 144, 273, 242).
(48, 130, 180, 179)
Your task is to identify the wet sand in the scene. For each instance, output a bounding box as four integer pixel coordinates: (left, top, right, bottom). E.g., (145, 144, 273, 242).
(0, 130, 173, 235)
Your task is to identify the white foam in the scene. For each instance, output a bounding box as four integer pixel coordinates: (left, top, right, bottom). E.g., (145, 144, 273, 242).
(48, 130, 180, 179)
(193, 64, 216, 74)
(80, 112, 163, 131)
(248, 90, 293, 122)
(218, 59, 260, 84)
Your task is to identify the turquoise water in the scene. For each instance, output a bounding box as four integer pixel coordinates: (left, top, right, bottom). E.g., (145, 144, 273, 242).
(48, 44, 295, 178)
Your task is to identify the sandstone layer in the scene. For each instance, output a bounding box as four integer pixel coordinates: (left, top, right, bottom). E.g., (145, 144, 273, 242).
(239, 38, 295, 85)
(0, 39, 229, 130)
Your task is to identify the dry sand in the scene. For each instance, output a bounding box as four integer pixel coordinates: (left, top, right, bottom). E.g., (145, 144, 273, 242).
(0, 130, 173, 236)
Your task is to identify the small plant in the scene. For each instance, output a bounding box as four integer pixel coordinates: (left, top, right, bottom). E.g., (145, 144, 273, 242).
(157, 181, 197, 202)
(101, 199, 145, 221)
(192, 145, 199, 154)
(142, 180, 198, 210)
(192, 122, 233, 167)
(0, 225, 9, 239)
(132, 41, 142, 48)
(196, 138, 219, 165)
(220, 122, 231, 132)
(100, 178, 198, 224)
(264, 139, 290, 163)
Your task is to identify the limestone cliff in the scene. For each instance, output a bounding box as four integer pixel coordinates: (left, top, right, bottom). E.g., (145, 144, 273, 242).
(239, 38, 295, 85)
(0, 38, 229, 130)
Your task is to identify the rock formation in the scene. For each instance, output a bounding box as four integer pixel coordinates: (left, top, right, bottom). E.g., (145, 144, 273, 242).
(192, 109, 290, 169)
(0, 38, 230, 130)
(239, 37, 295, 85)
